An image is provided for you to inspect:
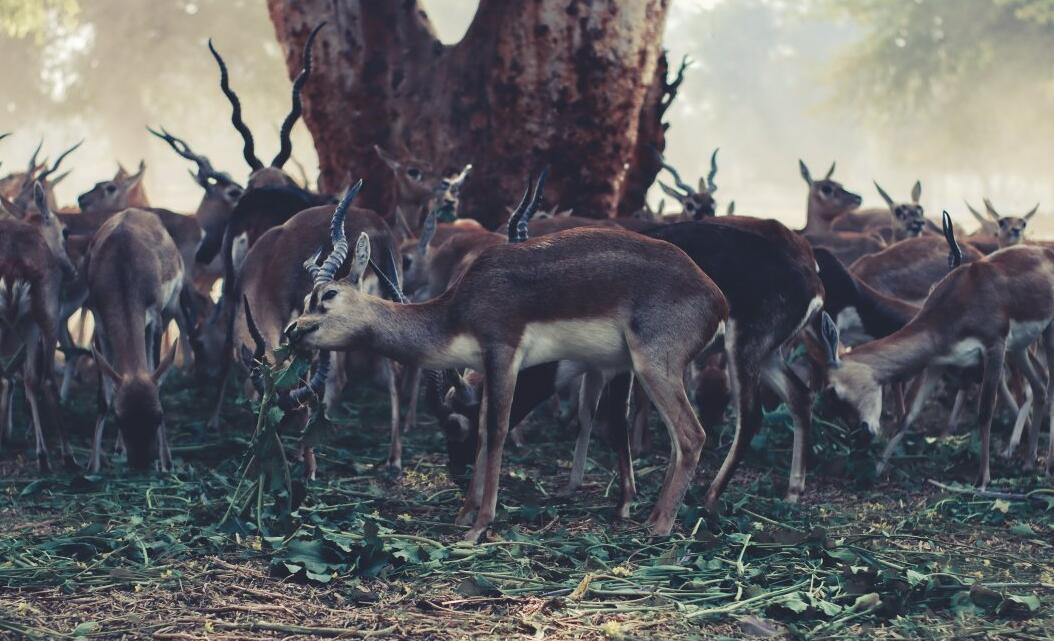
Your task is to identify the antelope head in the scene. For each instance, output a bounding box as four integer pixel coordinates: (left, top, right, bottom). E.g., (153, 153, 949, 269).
(26, 181, 76, 279)
(375, 146, 471, 228)
(967, 198, 1039, 248)
(433, 163, 472, 220)
(147, 126, 244, 252)
(655, 148, 719, 220)
(209, 23, 325, 188)
(818, 312, 883, 437)
(424, 368, 481, 482)
(77, 161, 147, 214)
(800, 160, 862, 226)
(93, 338, 178, 469)
(874, 180, 925, 238)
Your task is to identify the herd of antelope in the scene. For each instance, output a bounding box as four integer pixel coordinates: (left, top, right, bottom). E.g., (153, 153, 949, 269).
(2, 25, 1052, 541)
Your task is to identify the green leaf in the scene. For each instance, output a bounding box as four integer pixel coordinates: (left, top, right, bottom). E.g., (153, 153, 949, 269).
(990, 499, 1011, 514)
(906, 568, 928, 587)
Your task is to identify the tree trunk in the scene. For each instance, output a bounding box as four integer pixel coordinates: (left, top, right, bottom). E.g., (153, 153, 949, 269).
(267, 0, 674, 227)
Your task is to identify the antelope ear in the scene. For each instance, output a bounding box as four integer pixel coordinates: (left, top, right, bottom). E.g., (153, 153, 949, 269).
(126, 160, 146, 188)
(824, 161, 836, 180)
(798, 159, 812, 186)
(983, 198, 1001, 222)
(725, 200, 735, 216)
(418, 209, 437, 253)
(911, 180, 922, 203)
(1024, 203, 1040, 221)
(873, 181, 894, 209)
(349, 231, 372, 286)
(658, 181, 687, 203)
(153, 333, 179, 383)
(32, 182, 51, 220)
(819, 311, 841, 368)
(91, 340, 122, 385)
(373, 145, 401, 171)
(115, 163, 129, 180)
(697, 176, 706, 193)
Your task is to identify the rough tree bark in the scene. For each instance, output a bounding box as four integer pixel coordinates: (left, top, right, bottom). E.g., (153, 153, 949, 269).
(267, 0, 677, 226)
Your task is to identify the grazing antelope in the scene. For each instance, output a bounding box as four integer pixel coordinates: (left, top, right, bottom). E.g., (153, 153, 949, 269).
(85, 209, 184, 471)
(654, 149, 719, 220)
(284, 184, 729, 539)
(375, 146, 475, 231)
(0, 183, 76, 469)
(967, 199, 1040, 249)
(798, 160, 886, 264)
(823, 227, 1054, 485)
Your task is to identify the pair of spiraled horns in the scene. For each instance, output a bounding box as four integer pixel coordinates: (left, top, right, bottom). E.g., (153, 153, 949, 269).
(655, 147, 718, 197)
(506, 168, 549, 243)
(146, 126, 238, 188)
(209, 22, 326, 172)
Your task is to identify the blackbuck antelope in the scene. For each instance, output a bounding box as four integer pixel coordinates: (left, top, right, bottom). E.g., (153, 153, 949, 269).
(655, 149, 719, 220)
(375, 146, 477, 232)
(85, 209, 184, 471)
(966, 199, 1040, 249)
(797, 160, 886, 265)
(284, 184, 729, 539)
(433, 216, 825, 506)
(823, 223, 1054, 485)
(831, 180, 931, 241)
(0, 183, 76, 469)
(4, 140, 82, 214)
(147, 126, 244, 289)
(214, 185, 401, 475)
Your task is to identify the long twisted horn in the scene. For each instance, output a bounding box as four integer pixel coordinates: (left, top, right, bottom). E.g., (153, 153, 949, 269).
(506, 173, 535, 243)
(523, 167, 548, 223)
(272, 22, 326, 168)
(315, 179, 364, 285)
(147, 126, 225, 183)
(277, 350, 331, 410)
(705, 148, 719, 194)
(208, 39, 263, 171)
(942, 211, 962, 269)
(652, 146, 694, 195)
(35, 140, 83, 185)
(21, 139, 43, 189)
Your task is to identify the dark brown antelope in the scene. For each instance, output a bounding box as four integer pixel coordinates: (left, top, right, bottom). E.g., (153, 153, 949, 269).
(284, 184, 729, 539)
(822, 233, 1054, 485)
(85, 209, 184, 471)
(147, 126, 244, 289)
(6, 140, 82, 214)
(0, 183, 76, 469)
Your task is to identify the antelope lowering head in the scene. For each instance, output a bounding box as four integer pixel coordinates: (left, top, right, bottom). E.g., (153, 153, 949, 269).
(799, 160, 862, 230)
(655, 148, 718, 220)
(874, 180, 925, 238)
(77, 161, 147, 214)
(208, 22, 325, 187)
(967, 198, 1039, 248)
(147, 126, 244, 250)
(818, 311, 883, 437)
(93, 340, 178, 469)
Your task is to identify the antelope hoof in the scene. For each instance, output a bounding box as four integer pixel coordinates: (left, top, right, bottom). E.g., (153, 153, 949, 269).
(784, 489, 802, 504)
(1000, 443, 1018, 460)
(645, 512, 674, 538)
(509, 427, 525, 448)
(37, 453, 50, 473)
(461, 526, 486, 543)
(615, 502, 631, 521)
(383, 462, 403, 480)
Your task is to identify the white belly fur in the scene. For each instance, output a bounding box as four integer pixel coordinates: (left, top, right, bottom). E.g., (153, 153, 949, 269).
(430, 319, 629, 371)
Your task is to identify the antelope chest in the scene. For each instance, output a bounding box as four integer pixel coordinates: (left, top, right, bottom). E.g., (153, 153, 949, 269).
(0, 278, 32, 325)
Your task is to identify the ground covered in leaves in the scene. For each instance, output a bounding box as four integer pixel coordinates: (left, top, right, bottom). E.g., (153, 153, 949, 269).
(1, 369, 1053, 640)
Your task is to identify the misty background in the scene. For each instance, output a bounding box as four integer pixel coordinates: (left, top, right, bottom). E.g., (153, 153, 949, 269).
(2, 0, 1053, 233)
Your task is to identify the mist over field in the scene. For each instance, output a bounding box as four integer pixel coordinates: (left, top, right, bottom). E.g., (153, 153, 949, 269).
(3, 0, 1053, 233)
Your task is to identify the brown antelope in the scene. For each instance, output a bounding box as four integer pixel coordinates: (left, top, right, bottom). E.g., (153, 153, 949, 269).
(655, 149, 719, 220)
(284, 184, 729, 539)
(797, 160, 886, 264)
(5, 140, 82, 214)
(966, 199, 1040, 249)
(0, 183, 76, 469)
(822, 231, 1054, 484)
(849, 235, 984, 304)
(85, 209, 183, 471)
(830, 181, 928, 240)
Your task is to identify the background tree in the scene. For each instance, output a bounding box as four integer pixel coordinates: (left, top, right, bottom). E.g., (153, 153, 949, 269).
(266, 0, 677, 225)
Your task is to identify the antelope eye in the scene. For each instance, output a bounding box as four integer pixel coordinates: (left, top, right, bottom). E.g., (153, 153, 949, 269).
(407, 168, 423, 181)
(820, 185, 832, 196)
(321, 289, 338, 302)
(999, 219, 1008, 228)
(227, 188, 242, 199)
(105, 184, 117, 194)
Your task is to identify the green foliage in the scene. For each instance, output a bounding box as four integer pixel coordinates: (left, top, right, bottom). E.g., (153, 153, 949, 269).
(0, 0, 78, 39)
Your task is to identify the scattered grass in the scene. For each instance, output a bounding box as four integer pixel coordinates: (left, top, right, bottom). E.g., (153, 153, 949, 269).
(1, 368, 1052, 640)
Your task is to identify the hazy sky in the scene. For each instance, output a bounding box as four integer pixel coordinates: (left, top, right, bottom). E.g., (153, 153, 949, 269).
(5, 0, 1051, 235)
